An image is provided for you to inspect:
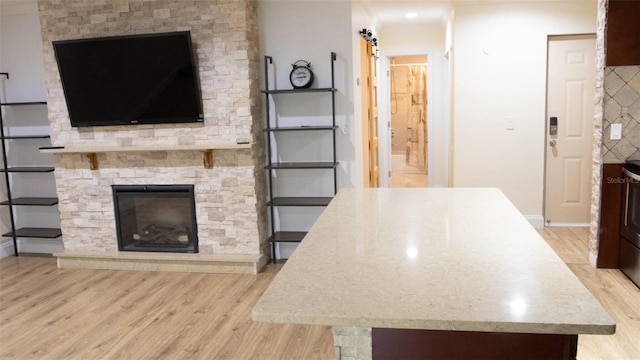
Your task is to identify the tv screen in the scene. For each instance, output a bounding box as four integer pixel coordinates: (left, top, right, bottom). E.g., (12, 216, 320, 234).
(53, 31, 204, 127)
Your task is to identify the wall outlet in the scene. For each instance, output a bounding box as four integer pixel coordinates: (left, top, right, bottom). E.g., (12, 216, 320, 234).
(610, 123, 622, 140)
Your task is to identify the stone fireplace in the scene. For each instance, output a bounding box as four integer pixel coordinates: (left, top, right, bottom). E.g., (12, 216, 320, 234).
(37, 0, 268, 273)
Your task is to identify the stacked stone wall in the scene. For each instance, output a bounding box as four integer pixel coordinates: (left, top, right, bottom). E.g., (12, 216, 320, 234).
(37, 0, 267, 256)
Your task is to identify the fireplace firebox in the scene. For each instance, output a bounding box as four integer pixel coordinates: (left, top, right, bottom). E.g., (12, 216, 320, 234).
(112, 185, 198, 253)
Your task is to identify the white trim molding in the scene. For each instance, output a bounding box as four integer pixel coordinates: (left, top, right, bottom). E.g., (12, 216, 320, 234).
(524, 215, 545, 229)
(0, 241, 16, 258)
(546, 222, 591, 228)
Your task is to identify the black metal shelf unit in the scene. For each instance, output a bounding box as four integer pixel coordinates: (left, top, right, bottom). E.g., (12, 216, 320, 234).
(262, 53, 338, 261)
(0, 73, 62, 255)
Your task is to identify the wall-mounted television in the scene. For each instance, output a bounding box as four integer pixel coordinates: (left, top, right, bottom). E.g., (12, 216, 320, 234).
(53, 31, 203, 127)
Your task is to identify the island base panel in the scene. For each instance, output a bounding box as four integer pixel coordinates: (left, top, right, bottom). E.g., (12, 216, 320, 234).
(372, 328, 577, 360)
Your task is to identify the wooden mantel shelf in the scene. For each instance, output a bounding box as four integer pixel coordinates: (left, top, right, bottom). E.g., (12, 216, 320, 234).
(40, 142, 252, 170)
(39, 142, 251, 153)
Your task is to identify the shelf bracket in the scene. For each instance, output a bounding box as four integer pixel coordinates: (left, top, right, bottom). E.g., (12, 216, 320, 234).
(203, 149, 213, 169)
(86, 153, 98, 170)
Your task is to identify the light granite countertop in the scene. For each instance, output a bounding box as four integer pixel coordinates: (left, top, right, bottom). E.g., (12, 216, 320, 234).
(253, 188, 615, 335)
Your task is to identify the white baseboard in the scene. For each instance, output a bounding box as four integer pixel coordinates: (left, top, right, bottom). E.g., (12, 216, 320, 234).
(524, 215, 545, 229)
(276, 242, 299, 259)
(545, 222, 591, 227)
(0, 239, 64, 256)
(524, 216, 589, 229)
(0, 241, 16, 258)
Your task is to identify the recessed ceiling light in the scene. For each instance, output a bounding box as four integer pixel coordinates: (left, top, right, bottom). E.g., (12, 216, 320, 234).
(405, 13, 418, 19)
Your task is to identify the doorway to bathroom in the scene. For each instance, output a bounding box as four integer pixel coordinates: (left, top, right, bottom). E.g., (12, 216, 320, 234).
(389, 55, 428, 188)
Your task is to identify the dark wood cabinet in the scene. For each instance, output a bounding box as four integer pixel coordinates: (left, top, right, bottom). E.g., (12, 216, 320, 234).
(597, 163, 625, 268)
(606, 0, 640, 66)
(372, 329, 578, 360)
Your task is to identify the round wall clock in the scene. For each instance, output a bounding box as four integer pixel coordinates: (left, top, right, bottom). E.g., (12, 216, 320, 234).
(289, 60, 314, 89)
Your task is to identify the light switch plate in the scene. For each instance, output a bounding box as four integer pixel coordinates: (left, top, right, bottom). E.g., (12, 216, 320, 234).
(506, 116, 515, 130)
(610, 123, 622, 140)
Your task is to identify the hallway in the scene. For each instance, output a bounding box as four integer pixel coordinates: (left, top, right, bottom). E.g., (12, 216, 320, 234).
(389, 55, 428, 188)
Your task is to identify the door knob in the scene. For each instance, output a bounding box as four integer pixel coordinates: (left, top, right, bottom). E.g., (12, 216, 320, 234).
(550, 139, 557, 147)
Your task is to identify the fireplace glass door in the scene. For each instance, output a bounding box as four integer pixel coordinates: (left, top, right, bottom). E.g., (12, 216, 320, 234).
(112, 185, 198, 253)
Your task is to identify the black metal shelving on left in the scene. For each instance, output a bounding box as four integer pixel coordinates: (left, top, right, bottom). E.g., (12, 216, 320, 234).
(262, 53, 338, 262)
(0, 73, 61, 255)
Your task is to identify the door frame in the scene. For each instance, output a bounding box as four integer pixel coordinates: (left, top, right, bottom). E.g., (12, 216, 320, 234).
(378, 52, 435, 187)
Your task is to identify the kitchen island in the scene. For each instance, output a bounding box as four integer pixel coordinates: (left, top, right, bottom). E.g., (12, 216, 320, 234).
(252, 188, 615, 359)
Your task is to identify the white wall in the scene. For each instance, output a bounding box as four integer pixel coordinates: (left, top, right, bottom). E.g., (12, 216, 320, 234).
(452, 2, 597, 220)
(258, 0, 355, 186)
(0, 1, 47, 102)
(379, 22, 448, 187)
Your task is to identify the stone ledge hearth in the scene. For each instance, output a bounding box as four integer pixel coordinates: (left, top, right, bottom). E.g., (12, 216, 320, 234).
(55, 250, 267, 274)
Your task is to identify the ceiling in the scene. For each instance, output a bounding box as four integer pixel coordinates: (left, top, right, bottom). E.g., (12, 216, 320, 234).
(362, 0, 454, 26)
(0, 0, 451, 26)
(362, 0, 583, 27)
(2, 0, 580, 28)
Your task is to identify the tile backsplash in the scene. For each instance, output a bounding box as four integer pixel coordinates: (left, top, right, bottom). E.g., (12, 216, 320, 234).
(602, 65, 640, 163)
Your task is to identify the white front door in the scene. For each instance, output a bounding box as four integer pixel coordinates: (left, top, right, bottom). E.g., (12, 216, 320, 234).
(544, 35, 596, 225)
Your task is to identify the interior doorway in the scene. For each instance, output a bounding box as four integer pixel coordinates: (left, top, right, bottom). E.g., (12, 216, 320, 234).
(389, 55, 428, 188)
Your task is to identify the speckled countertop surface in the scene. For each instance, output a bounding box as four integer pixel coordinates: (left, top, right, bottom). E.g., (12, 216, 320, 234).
(253, 188, 615, 335)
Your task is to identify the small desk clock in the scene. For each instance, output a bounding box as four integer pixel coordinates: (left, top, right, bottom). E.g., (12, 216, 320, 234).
(289, 60, 314, 89)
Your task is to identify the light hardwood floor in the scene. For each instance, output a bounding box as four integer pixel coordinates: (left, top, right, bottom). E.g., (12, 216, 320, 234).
(539, 227, 640, 360)
(0, 228, 638, 359)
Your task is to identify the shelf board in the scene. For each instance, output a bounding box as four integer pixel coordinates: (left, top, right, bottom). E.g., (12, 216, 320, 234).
(262, 87, 337, 94)
(0, 101, 47, 106)
(38, 142, 251, 153)
(39, 144, 251, 170)
(264, 125, 338, 132)
(2, 227, 62, 239)
(267, 197, 333, 207)
(0, 166, 55, 173)
(266, 162, 338, 169)
(0, 197, 59, 206)
(1, 135, 51, 140)
(268, 231, 307, 243)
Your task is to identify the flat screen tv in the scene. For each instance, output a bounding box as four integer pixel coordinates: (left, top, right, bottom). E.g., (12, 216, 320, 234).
(53, 31, 203, 127)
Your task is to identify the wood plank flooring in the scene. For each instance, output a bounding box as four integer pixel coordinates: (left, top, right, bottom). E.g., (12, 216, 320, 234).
(0, 227, 638, 359)
(539, 227, 640, 360)
(0, 257, 333, 359)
